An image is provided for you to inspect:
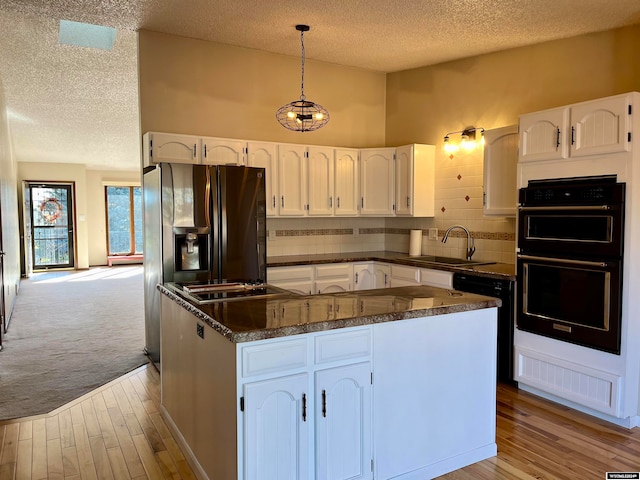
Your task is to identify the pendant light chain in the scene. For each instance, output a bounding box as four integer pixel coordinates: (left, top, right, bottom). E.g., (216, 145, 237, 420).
(299, 29, 306, 101)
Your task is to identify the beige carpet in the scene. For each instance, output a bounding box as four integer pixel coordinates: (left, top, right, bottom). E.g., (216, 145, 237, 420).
(0, 266, 147, 420)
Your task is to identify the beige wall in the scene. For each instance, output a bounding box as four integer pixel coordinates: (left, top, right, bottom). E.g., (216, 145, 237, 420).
(17, 164, 141, 269)
(381, 25, 640, 263)
(137, 30, 387, 148)
(0, 76, 20, 321)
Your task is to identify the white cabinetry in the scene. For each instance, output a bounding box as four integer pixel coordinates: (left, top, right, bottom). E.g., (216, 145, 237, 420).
(244, 373, 309, 480)
(519, 107, 569, 162)
(247, 141, 278, 216)
(307, 146, 335, 216)
(269, 264, 352, 295)
(570, 94, 631, 157)
(334, 149, 360, 216)
(143, 132, 199, 167)
(389, 264, 420, 287)
(278, 144, 308, 216)
(420, 268, 453, 289)
(315, 362, 372, 480)
(373, 263, 390, 289)
(519, 93, 632, 163)
(394, 144, 435, 217)
(268, 266, 314, 295)
(353, 262, 389, 290)
(360, 148, 395, 216)
(201, 136, 245, 165)
(240, 328, 373, 480)
(314, 263, 353, 294)
(483, 125, 519, 216)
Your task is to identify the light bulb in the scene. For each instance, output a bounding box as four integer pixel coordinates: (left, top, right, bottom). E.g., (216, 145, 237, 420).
(315, 112, 324, 120)
(287, 111, 296, 119)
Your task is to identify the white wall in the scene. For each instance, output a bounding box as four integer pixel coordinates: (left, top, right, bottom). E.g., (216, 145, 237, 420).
(0, 76, 21, 323)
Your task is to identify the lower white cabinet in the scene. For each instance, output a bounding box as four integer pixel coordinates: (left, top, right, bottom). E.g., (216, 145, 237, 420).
(420, 267, 453, 289)
(315, 363, 372, 480)
(240, 329, 373, 480)
(268, 264, 353, 295)
(243, 373, 310, 480)
(389, 264, 420, 287)
(353, 262, 390, 290)
(268, 266, 314, 295)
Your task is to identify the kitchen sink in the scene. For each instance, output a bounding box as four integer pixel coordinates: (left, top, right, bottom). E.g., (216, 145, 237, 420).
(403, 255, 495, 267)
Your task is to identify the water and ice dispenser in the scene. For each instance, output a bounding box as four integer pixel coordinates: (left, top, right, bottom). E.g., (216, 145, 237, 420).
(173, 227, 209, 273)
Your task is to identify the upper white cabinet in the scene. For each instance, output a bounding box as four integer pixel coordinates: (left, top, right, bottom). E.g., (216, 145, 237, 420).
(278, 144, 308, 216)
(144, 131, 436, 218)
(570, 94, 631, 157)
(394, 144, 435, 217)
(360, 148, 395, 216)
(334, 149, 360, 216)
(483, 125, 518, 216)
(143, 132, 199, 167)
(519, 107, 569, 162)
(307, 146, 335, 216)
(247, 141, 279, 216)
(519, 93, 633, 163)
(201, 136, 245, 165)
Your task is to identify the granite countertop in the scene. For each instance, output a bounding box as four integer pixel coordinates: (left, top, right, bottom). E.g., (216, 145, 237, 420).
(266, 250, 516, 281)
(159, 284, 501, 343)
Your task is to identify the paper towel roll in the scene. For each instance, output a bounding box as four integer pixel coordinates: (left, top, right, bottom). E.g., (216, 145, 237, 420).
(409, 229, 422, 256)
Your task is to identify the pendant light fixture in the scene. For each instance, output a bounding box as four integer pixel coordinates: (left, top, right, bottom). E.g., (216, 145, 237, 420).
(276, 25, 330, 132)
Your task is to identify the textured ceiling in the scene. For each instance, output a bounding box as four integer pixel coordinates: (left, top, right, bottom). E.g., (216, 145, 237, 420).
(1, 0, 640, 171)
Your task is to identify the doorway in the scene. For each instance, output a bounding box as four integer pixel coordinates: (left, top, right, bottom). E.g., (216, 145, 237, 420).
(27, 183, 75, 270)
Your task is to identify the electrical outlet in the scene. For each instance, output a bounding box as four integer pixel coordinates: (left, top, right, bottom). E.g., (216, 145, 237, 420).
(428, 228, 438, 240)
(353, 227, 359, 237)
(197, 323, 204, 339)
(268, 229, 277, 241)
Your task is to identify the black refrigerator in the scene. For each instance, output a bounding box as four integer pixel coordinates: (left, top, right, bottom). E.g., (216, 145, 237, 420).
(142, 163, 266, 363)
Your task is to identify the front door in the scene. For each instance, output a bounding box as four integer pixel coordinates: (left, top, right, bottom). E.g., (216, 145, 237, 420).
(28, 183, 75, 270)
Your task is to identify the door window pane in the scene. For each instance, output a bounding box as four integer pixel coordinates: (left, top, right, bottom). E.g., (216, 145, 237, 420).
(30, 185, 74, 269)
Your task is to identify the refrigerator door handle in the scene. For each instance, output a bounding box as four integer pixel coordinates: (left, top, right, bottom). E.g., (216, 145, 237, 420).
(205, 167, 211, 228)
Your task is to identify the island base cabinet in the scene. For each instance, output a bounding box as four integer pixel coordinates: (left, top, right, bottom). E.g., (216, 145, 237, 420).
(372, 308, 498, 479)
(243, 374, 310, 480)
(315, 363, 372, 480)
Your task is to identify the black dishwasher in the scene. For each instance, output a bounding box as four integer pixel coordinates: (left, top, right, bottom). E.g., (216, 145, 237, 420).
(453, 272, 515, 384)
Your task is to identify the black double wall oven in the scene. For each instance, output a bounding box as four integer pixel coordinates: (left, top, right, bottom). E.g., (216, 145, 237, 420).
(516, 175, 625, 354)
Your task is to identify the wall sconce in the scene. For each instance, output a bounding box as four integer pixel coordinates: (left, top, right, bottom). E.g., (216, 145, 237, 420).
(443, 127, 485, 154)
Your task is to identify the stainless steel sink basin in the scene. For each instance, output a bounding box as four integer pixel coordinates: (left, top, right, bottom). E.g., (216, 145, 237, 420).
(403, 255, 495, 267)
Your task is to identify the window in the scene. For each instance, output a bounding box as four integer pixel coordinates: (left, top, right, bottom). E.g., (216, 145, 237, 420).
(105, 186, 142, 255)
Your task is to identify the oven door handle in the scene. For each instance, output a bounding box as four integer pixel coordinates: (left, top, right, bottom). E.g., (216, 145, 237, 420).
(518, 205, 612, 211)
(517, 254, 609, 268)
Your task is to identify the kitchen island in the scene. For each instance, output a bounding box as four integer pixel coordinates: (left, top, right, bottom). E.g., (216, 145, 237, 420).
(159, 285, 500, 480)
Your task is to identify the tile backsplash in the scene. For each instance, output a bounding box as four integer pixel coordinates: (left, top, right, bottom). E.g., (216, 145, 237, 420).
(266, 145, 516, 264)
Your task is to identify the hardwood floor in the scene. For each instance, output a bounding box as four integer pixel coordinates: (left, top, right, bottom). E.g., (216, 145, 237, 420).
(0, 363, 196, 480)
(437, 383, 640, 480)
(2, 365, 639, 479)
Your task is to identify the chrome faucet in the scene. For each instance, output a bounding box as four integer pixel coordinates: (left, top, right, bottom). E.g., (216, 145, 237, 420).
(441, 225, 476, 260)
